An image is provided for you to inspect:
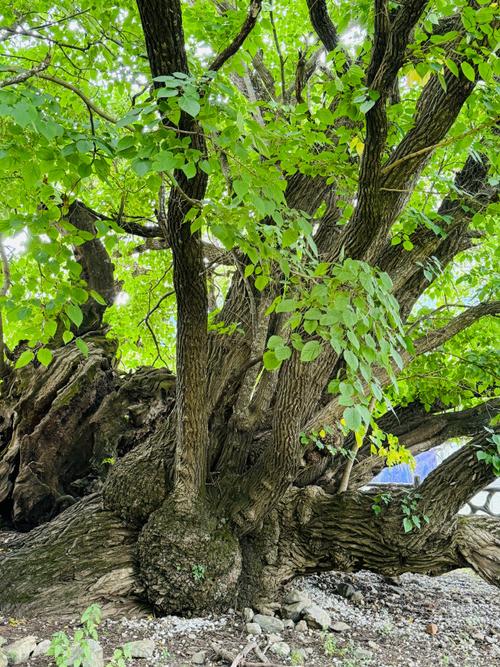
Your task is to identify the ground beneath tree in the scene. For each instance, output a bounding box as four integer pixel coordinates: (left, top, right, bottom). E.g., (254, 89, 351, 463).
(0, 569, 498, 667)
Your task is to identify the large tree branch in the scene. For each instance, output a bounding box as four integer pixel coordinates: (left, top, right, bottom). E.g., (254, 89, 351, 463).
(335, 18, 477, 264)
(208, 0, 262, 73)
(66, 201, 116, 333)
(418, 429, 499, 521)
(378, 153, 496, 297)
(136, 0, 210, 500)
(305, 0, 339, 52)
(344, 398, 500, 490)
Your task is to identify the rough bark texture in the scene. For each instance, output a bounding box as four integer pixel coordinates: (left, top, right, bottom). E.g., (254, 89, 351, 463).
(0, 495, 143, 617)
(0, 0, 498, 620)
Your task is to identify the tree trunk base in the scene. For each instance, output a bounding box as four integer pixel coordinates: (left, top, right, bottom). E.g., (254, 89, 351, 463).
(0, 487, 498, 619)
(137, 497, 242, 615)
(0, 495, 145, 618)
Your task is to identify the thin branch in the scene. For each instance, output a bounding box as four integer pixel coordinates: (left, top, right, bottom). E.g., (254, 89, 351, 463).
(208, 0, 262, 73)
(0, 53, 51, 88)
(269, 7, 286, 101)
(1, 67, 118, 123)
(338, 396, 376, 493)
(381, 120, 497, 177)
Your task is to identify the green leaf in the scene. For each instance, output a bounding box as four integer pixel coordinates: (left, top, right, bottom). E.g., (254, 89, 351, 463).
(65, 304, 84, 328)
(274, 345, 292, 361)
(75, 338, 89, 358)
(344, 406, 362, 431)
(359, 99, 376, 113)
(131, 159, 151, 176)
(15, 350, 34, 369)
(344, 349, 359, 371)
(179, 95, 201, 117)
(461, 61, 475, 82)
(276, 298, 298, 313)
(90, 290, 107, 306)
(403, 517, 414, 533)
(268, 335, 284, 350)
(255, 275, 269, 291)
(300, 340, 322, 362)
(63, 331, 74, 344)
(263, 350, 281, 370)
(37, 347, 53, 367)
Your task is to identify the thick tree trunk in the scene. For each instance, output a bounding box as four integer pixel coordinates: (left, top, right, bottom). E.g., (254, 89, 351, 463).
(0, 495, 143, 617)
(1, 484, 498, 619)
(0, 354, 499, 618)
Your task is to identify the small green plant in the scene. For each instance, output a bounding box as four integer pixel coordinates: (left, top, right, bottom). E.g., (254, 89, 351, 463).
(108, 646, 132, 667)
(48, 604, 131, 667)
(323, 632, 343, 657)
(378, 621, 394, 636)
(192, 563, 206, 582)
(300, 425, 337, 455)
(371, 491, 392, 516)
(290, 648, 305, 665)
(400, 492, 429, 533)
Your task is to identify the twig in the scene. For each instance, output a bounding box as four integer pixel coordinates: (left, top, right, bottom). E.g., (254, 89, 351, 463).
(338, 396, 377, 493)
(231, 641, 257, 667)
(1, 67, 117, 123)
(382, 120, 498, 176)
(211, 642, 284, 667)
(0, 52, 51, 88)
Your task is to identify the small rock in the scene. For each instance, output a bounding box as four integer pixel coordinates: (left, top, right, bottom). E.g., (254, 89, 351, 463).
(69, 638, 103, 667)
(123, 639, 155, 659)
(0, 651, 7, 667)
(368, 641, 379, 651)
(425, 623, 438, 636)
(283, 601, 308, 622)
(4, 636, 38, 664)
(268, 634, 283, 644)
(270, 642, 290, 658)
(331, 621, 350, 633)
(243, 607, 254, 623)
(246, 623, 262, 636)
(336, 583, 356, 599)
(295, 620, 308, 633)
(303, 604, 331, 630)
(33, 640, 52, 658)
(350, 591, 364, 604)
(0, 640, 5, 647)
(191, 650, 206, 665)
(471, 631, 485, 642)
(253, 614, 284, 634)
(284, 589, 311, 605)
(283, 619, 295, 629)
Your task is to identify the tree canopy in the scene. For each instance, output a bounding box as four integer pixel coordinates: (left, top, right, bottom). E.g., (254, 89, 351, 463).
(1, 0, 498, 457)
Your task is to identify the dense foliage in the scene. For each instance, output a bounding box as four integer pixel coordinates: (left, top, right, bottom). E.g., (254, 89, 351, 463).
(0, 0, 498, 461)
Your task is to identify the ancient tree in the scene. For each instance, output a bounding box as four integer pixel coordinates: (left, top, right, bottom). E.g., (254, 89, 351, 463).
(0, 0, 499, 616)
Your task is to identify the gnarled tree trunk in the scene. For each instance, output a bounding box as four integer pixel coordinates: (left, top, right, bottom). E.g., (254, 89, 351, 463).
(0, 0, 499, 619)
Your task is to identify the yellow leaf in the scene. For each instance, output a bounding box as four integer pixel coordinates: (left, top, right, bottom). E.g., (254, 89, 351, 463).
(405, 69, 431, 87)
(349, 136, 364, 157)
(319, 429, 326, 438)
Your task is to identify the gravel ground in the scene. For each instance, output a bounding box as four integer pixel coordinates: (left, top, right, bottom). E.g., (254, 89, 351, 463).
(0, 569, 498, 666)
